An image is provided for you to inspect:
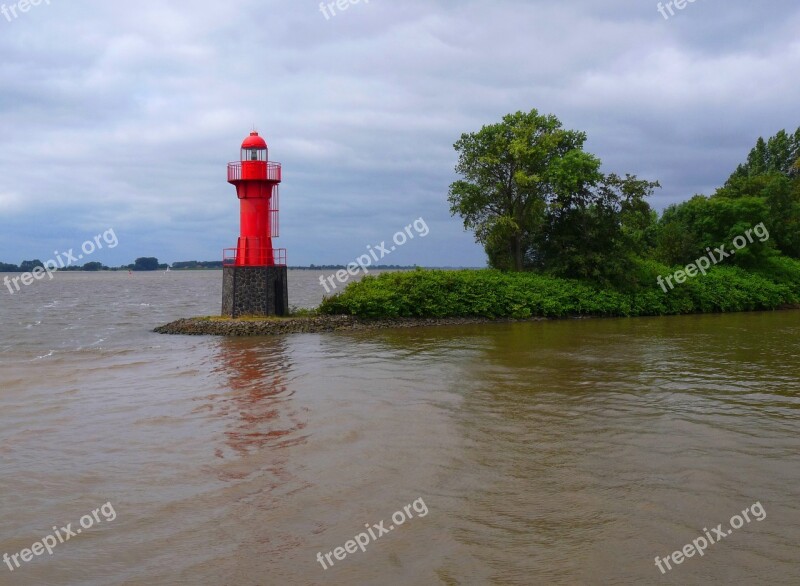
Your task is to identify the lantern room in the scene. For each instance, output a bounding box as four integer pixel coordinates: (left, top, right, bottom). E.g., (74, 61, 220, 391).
(241, 131, 268, 162)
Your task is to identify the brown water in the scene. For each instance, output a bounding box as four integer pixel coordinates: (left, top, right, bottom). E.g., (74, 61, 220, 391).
(1, 271, 799, 585)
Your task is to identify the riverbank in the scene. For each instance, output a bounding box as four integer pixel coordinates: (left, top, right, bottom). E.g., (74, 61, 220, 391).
(153, 314, 550, 337)
(153, 305, 800, 337)
(154, 261, 800, 336)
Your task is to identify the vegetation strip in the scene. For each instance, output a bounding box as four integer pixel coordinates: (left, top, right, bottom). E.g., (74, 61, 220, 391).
(317, 264, 800, 319)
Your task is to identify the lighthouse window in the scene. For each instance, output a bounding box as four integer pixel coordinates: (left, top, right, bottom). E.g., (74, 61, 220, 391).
(244, 148, 267, 162)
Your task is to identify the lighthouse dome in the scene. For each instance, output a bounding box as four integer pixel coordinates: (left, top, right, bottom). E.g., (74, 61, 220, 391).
(242, 131, 267, 150)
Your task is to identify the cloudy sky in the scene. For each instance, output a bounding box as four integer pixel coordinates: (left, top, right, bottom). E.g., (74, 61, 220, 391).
(1, 0, 798, 268)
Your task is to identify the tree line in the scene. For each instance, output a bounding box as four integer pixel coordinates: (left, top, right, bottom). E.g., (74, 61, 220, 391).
(0, 259, 418, 272)
(448, 109, 800, 288)
(0, 258, 225, 272)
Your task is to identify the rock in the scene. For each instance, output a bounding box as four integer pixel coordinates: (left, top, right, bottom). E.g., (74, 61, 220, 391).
(152, 314, 545, 337)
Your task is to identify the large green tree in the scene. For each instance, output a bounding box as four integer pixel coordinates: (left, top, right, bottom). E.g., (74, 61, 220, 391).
(448, 110, 594, 271)
(448, 109, 658, 284)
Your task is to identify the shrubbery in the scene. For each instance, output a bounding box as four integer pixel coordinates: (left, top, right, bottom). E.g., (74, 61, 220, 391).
(318, 260, 800, 319)
(320, 124, 800, 320)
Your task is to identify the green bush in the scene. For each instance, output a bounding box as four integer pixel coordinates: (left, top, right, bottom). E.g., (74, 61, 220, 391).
(318, 263, 800, 319)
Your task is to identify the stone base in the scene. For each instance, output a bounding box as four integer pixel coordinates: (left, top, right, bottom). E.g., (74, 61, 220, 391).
(222, 266, 289, 317)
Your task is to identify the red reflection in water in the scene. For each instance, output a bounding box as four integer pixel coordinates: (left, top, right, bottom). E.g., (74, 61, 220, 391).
(209, 337, 308, 458)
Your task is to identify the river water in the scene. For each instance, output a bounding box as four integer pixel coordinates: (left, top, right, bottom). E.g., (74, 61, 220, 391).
(0, 271, 798, 585)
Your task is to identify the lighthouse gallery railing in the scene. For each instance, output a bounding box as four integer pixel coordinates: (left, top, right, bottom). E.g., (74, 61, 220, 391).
(227, 161, 282, 182)
(223, 248, 287, 267)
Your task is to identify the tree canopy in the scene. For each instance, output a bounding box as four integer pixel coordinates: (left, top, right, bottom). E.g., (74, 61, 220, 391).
(450, 114, 800, 287)
(727, 128, 800, 181)
(657, 127, 800, 266)
(448, 109, 658, 285)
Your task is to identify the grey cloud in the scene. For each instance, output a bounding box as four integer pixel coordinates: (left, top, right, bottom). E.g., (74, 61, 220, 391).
(0, 0, 797, 266)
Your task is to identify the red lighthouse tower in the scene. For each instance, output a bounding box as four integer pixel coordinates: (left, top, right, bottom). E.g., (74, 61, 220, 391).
(225, 131, 286, 267)
(222, 131, 289, 317)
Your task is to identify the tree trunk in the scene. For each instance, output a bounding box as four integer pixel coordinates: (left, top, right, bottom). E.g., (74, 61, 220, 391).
(513, 233, 523, 272)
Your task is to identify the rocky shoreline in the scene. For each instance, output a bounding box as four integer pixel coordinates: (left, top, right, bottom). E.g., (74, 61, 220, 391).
(153, 305, 800, 337)
(153, 314, 544, 337)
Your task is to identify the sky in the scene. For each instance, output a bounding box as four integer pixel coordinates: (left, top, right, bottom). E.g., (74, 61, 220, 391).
(0, 0, 798, 268)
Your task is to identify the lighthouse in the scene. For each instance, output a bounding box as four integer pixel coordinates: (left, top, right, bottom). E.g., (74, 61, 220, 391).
(221, 131, 289, 317)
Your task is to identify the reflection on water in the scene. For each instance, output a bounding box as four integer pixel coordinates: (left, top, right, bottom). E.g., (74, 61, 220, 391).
(0, 272, 799, 585)
(210, 338, 307, 457)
